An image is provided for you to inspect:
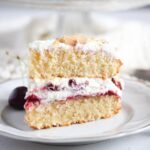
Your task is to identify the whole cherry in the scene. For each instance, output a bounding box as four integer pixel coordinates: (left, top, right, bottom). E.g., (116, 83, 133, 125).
(8, 86, 27, 110)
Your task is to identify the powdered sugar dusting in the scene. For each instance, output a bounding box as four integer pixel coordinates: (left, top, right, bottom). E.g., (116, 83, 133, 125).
(29, 37, 117, 55)
(75, 41, 101, 52)
(29, 39, 72, 52)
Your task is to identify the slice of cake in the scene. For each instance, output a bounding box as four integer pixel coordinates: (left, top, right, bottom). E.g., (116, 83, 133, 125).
(24, 35, 123, 129)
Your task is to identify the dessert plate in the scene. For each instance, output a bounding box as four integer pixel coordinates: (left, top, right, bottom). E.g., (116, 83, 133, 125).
(0, 77, 150, 145)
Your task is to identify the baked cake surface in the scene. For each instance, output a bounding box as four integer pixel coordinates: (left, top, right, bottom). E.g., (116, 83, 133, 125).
(24, 35, 124, 129)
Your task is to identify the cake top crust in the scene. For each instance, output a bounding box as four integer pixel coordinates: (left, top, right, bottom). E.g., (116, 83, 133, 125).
(29, 35, 116, 54)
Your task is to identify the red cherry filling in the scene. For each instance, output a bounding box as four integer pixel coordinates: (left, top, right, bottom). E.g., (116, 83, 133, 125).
(68, 79, 77, 87)
(24, 94, 40, 110)
(112, 78, 122, 90)
(106, 90, 118, 96)
(42, 83, 60, 91)
(67, 90, 118, 100)
(68, 79, 89, 90)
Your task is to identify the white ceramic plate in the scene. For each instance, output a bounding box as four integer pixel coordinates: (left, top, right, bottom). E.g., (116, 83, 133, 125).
(0, 77, 150, 145)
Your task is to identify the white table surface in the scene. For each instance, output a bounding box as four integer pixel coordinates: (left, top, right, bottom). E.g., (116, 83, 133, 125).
(0, 132, 150, 150)
(1, 5, 150, 150)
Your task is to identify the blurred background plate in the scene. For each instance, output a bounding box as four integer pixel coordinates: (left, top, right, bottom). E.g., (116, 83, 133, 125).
(1, 0, 150, 11)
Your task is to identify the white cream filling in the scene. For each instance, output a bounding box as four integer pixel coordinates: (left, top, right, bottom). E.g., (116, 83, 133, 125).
(29, 39, 72, 53)
(26, 78, 123, 104)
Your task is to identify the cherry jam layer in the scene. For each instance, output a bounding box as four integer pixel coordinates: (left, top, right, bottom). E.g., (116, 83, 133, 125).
(24, 94, 40, 110)
(25, 78, 123, 110)
(24, 90, 119, 110)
